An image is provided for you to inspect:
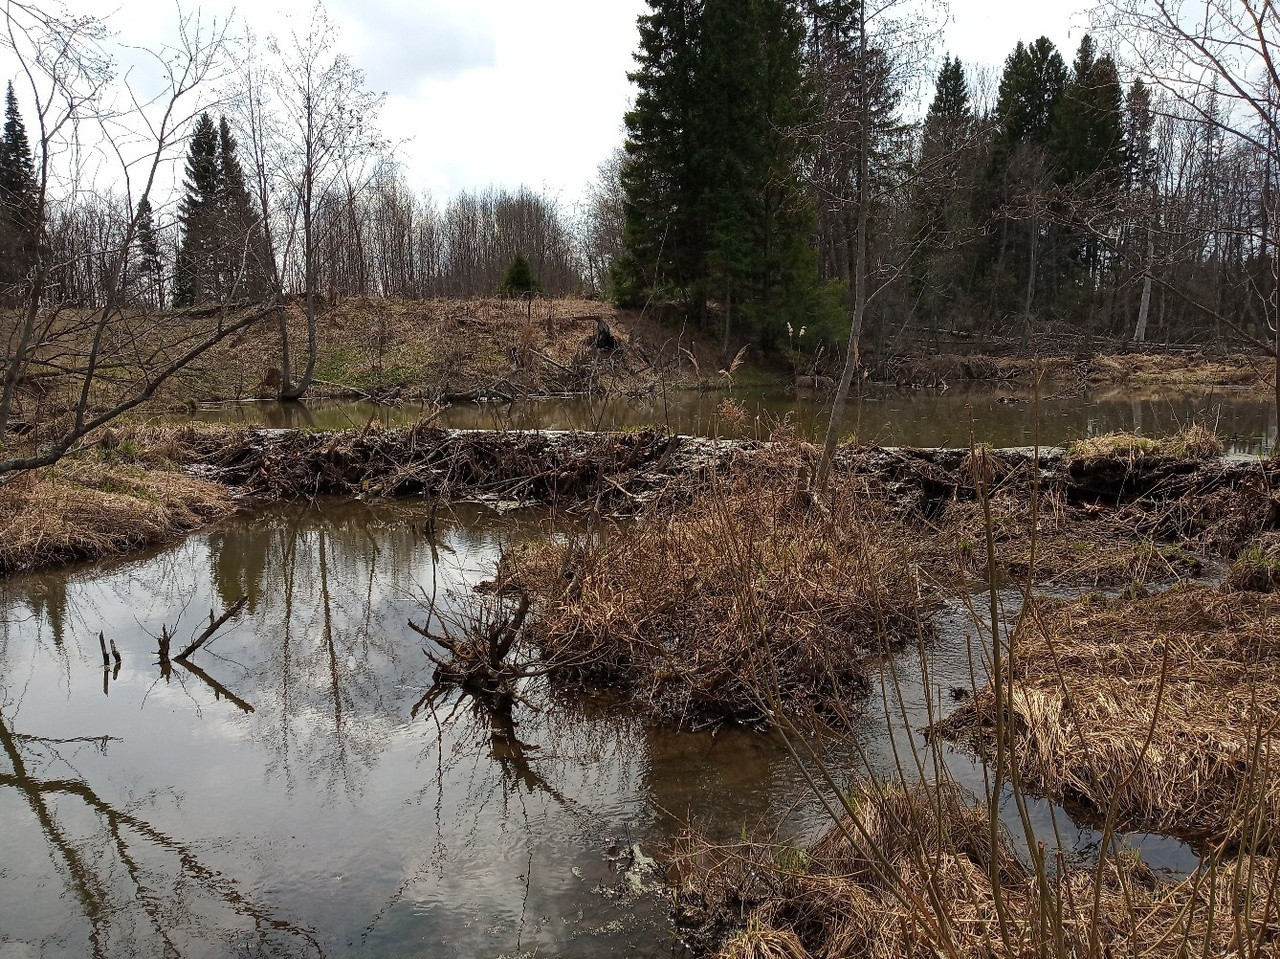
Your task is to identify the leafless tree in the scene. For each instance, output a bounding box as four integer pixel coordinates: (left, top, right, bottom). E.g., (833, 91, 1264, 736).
(1099, 0, 1280, 444)
(0, 3, 278, 478)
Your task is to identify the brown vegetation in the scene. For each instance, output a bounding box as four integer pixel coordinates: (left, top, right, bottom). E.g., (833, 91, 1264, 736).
(938, 585, 1280, 848)
(499, 459, 932, 729)
(886, 349, 1272, 393)
(674, 782, 1280, 959)
(0, 455, 232, 575)
(162, 296, 748, 406)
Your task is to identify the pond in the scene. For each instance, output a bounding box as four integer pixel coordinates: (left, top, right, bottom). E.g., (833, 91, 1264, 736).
(174, 384, 1277, 455)
(0, 501, 1200, 957)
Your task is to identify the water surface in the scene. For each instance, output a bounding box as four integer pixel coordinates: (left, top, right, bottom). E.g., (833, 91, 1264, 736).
(0, 502, 1201, 958)
(176, 385, 1276, 454)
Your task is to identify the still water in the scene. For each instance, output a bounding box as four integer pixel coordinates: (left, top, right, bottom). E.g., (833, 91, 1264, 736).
(179, 385, 1277, 454)
(0, 502, 1197, 957)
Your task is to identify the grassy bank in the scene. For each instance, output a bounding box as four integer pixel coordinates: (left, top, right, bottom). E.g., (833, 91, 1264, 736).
(889, 348, 1274, 393)
(0, 453, 233, 575)
(938, 583, 1280, 849)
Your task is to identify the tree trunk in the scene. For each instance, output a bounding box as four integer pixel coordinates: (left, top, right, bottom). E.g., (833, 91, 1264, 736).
(816, 9, 869, 491)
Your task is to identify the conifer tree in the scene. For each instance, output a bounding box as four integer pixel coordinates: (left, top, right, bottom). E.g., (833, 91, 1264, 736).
(616, 0, 823, 343)
(912, 56, 980, 331)
(215, 117, 266, 299)
(175, 113, 269, 306)
(131, 197, 164, 308)
(0, 83, 38, 300)
(1051, 36, 1124, 279)
(499, 253, 543, 296)
(613, 0, 704, 309)
(174, 113, 220, 306)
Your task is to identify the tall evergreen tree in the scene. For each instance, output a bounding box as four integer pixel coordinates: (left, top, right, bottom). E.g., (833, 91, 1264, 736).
(615, 0, 823, 343)
(1050, 36, 1125, 283)
(176, 113, 269, 306)
(912, 56, 982, 331)
(0, 82, 38, 300)
(972, 38, 1068, 327)
(995, 38, 1068, 148)
(130, 197, 164, 308)
(613, 0, 704, 309)
(1052, 37, 1124, 186)
(174, 113, 220, 306)
(216, 117, 267, 299)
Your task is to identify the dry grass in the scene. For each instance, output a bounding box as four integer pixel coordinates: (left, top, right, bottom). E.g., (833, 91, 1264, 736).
(938, 585, 1280, 848)
(937, 487, 1204, 588)
(676, 782, 1280, 958)
(1089, 351, 1272, 391)
(500, 457, 934, 728)
(160, 295, 744, 405)
(0, 456, 233, 575)
(1067, 423, 1225, 461)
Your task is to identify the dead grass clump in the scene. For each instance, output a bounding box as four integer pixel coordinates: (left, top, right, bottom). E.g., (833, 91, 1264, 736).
(1068, 423, 1224, 462)
(0, 458, 232, 575)
(1090, 351, 1271, 391)
(675, 781, 1280, 958)
(937, 488, 1203, 588)
(938, 584, 1280, 848)
(500, 469, 932, 728)
(1228, 535, 1280, 593)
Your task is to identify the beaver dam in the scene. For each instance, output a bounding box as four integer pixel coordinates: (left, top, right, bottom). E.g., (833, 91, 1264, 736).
(3, 421, 1280, 957)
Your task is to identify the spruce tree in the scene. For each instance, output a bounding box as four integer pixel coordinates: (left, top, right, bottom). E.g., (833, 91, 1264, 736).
(0, 82, 38, 299)
(1051, 36, 1124, 279)
(175, 113, 220, 306)
(132, 197, 164, 308)
(216, 117, 265, 299)
(499, 253, 543, 296)
(613, 0, 704, 309)
(912, 56, 979, 329)
(995, 38, 1068, 148)
(616, 0, 824, 343)
(1052, 36, 1124, 186)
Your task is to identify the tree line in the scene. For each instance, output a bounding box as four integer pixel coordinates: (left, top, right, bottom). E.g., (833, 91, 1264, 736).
(1, 0, 1276, 475)
(615, 0, 1279, 361)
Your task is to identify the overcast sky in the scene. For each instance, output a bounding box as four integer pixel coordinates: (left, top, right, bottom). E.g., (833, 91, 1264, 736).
(19, 0, 1096, 206)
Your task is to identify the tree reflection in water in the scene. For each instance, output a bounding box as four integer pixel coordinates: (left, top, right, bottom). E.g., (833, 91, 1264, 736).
(0, 709, 323, 957)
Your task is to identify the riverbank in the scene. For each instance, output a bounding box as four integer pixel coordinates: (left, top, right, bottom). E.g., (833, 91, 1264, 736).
(0, 453, 232, 575)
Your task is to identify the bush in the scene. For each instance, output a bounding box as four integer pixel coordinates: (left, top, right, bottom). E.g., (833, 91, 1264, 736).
(498, 253, 543, 297)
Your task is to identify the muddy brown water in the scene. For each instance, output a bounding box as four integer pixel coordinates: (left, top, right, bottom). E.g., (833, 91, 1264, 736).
(0, 500, 1200, 957)
(177, 384, 1277, 454)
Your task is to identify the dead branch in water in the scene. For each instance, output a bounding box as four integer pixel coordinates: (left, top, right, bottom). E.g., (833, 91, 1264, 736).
(173, 597, 249, 662)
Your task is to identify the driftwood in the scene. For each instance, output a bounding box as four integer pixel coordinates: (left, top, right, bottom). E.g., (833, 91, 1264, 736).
(173, 596, 248, 662)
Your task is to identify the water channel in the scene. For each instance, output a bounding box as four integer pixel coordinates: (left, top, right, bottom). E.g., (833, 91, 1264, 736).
(178, 384, 1277, 454)
(3, 387, 1244, 956)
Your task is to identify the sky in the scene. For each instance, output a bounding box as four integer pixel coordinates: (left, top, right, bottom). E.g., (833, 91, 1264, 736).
(11, 0, 1096, 207)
